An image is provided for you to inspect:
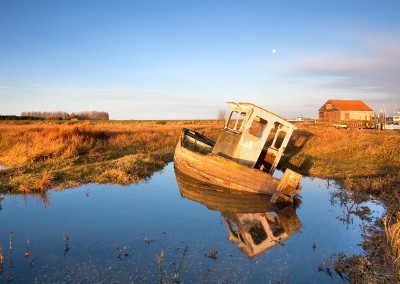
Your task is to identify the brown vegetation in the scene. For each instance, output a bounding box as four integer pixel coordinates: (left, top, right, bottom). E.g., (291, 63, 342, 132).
(284, 124, 400, 178)
(384, 212, 400, 278)
(0, 120, 221, 192)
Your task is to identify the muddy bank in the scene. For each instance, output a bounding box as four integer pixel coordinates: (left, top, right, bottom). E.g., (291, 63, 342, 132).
(337, 175, 400, 282)
(327, 179, 399, 282)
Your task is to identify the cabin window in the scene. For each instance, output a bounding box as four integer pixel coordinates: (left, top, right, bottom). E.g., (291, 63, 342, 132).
(326, 103, 332, 110)
(262, 123, 287, 149)
(237, 112, 246, 131)
(265, 122, 280, 148)
(249, 116, 268, 138)
(274, 130, 287, 149)
(267, 217, 285, 237)
(227, 111, 238, 129)
(226, 220, 238, 238)
(226, 111, 246, 132)
(249, 222, 268, 245)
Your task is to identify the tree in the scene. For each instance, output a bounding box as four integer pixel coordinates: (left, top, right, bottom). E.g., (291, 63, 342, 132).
(217, 109, 227, 120)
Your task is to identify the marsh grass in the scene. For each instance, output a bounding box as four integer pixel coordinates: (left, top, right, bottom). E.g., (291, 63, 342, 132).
(284, 125, 400, 178)
(384, 212, 400, 275)
(0, 120, 221, 192)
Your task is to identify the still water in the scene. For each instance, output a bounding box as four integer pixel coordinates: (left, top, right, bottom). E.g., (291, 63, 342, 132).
(0, 163, 383, 283)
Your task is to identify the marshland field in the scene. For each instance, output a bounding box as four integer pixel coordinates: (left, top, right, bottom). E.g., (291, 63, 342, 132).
(0, 120, 399, 282)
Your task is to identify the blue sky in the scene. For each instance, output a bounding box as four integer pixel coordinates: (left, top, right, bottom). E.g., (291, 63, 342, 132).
(1, 1, 399, 119)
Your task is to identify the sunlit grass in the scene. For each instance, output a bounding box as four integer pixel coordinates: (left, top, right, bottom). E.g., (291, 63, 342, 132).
(383, 212, 400, 276)
(0, 120, 221, 192)
(284, 124, 400, 178)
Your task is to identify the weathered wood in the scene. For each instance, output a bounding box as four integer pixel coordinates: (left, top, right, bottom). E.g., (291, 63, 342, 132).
(174, 140, 280, 195)
(214, 102, 297, 174)
(277, 168, 302, 196)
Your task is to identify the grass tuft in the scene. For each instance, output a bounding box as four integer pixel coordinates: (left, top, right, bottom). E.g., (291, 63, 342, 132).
(383, 212, 400, 271)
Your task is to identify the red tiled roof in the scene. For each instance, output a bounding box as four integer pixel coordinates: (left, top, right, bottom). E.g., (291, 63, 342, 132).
(324, 99, 373, 111)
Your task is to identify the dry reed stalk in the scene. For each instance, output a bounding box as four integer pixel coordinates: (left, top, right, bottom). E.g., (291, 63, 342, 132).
(36, 171, 54, 191)
(0, 241, 3, 264)
(383, 212, 400, 267)
(172, 245, 188, 281)
(9, 230, 12, 254)
(156, 250, 165, 284)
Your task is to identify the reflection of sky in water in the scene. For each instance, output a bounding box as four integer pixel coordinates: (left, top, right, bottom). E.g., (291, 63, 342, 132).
(0, 163, 384, 283)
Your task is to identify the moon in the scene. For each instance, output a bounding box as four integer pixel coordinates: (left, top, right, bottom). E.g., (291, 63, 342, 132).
(272, 49, 277, 54)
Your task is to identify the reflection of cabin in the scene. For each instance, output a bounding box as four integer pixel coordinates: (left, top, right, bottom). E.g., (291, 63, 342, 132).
(318, 99, 373, 122)
(212, 102, 297, 174)
(224, 206, 301, 258)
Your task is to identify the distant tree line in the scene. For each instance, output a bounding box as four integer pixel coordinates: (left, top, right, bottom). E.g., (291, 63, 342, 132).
(0, 115, 44, 120)
(19, 111, 110, 120)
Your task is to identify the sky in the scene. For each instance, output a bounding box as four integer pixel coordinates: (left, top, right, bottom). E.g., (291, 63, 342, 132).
(1, 1, 399, 120)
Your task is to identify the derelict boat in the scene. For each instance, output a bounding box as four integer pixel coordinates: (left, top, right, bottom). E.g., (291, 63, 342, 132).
(173, 102, 302, 203)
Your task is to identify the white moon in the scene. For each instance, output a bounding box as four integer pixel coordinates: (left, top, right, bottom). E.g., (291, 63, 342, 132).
(272, 49, 276, 54)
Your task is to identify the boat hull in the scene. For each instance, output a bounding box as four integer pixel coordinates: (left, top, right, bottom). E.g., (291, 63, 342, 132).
(174, 138, 281, 195)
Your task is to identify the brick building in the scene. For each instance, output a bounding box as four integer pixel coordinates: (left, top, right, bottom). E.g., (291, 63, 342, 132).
(318, 99, 374, 122)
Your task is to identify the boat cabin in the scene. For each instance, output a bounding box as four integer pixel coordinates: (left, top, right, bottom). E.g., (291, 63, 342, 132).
(212, 102, 297, 174)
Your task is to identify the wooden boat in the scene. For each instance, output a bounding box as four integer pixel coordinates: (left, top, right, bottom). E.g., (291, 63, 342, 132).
(174, 102, 302, 203)
(175, 167, 301, 258)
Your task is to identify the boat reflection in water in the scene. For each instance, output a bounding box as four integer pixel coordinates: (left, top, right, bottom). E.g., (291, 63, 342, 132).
(175, 168, 302, 258)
